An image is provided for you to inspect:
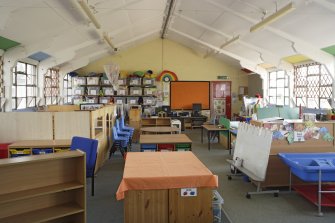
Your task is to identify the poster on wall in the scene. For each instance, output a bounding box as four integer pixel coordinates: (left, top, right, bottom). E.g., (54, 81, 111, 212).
(213, 98, 225, 115)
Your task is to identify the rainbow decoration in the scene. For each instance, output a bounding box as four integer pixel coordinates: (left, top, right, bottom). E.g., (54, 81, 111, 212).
(157, 70, 178, 82)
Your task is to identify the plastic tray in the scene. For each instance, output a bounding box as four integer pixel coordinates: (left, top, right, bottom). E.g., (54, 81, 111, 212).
(278, 153, 335, 182)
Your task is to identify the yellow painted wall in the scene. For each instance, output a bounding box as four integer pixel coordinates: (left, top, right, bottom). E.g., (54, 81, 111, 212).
(77, 38, 248, 114)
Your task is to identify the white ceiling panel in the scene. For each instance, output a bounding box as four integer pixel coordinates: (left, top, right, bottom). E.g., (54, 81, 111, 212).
(1, 0, 335, 72)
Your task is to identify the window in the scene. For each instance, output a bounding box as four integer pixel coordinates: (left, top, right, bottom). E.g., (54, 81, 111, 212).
(12, 61, 37, 110)
(63, 73, 73, 104)
(44, 68, 59, 105)
(268, 70, 290, 106)
(294, 63, 332, 109)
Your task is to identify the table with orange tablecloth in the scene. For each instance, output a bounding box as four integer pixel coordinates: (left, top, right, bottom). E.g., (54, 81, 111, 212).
(116, 152, 218, 223)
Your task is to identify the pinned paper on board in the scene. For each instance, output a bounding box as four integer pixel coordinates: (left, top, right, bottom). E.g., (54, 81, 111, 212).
(294, 131, 305, 142)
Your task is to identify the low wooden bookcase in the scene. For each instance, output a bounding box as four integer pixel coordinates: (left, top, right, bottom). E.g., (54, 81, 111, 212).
(0, 150, 86, 223)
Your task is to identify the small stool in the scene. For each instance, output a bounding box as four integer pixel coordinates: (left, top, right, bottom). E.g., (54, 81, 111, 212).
(171, 119, 181, 133)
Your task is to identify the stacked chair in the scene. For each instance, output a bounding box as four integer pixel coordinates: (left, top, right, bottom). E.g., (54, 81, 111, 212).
(110, 126, 129, 159)
(115, 119, 132, 150)
(120, 116, 134, 145)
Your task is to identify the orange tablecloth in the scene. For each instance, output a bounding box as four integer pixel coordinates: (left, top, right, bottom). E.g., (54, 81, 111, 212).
(116, 152, 218, 200)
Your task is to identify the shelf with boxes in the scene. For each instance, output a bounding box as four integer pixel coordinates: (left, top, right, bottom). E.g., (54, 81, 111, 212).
(8, 140, 71, 158)
(114, 76, 157, 106)
(72, 76, 114, 105)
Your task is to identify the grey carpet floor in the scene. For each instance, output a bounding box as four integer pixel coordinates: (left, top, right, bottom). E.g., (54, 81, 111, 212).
(87, 129, 335, 223)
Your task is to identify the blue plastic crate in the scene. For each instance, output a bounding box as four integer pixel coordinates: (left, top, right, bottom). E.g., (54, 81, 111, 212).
(278, 153, 335, 182)
(140, 144, 157, 152)
(32, 148, 53, 155)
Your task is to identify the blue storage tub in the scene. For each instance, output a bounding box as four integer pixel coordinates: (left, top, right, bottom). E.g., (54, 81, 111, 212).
(32, 148, 53, 155)
(278, 153, 335, 182)
(140, 144, 157, 152)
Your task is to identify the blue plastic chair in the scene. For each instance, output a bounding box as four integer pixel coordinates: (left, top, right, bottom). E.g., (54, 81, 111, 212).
(120, 116, 134, 145)
(110, 126, 129, 159)
(70, 136, 98, 196)
(116, 119, 132, 149)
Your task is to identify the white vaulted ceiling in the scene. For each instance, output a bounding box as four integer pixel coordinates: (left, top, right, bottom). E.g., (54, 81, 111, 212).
(1, 0, 335, 74)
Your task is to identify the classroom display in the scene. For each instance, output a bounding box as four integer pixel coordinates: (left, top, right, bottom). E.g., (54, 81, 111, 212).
(170, 81, 210, 110)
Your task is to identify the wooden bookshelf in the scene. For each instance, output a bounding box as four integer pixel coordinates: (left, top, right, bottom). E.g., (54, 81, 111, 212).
(141, 117, 171, 127)
(0, 150, 86, 223)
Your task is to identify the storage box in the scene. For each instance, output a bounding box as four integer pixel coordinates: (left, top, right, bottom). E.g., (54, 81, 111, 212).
(72, 96, 84, 105)
(129, 87, 142, 96)
(278, 153, 335, 182)
(158, 144, 174, 152)
(102, 87, 114, 96)
(99, 97, 111, 104)
(32, 148, 53, 155)
(9, 148, 31, 157)
(212, 190, 224, 223)
(54, 147, 70, 153)
(73, 77, 86, 86)
(143, 97, 155, 106)
(127, 97, 138, 105)
(114, 97, 126, 105)
(143, 87, 156, 96)
(0, 143, 11, 159)
(101, 77, 111, 85)
(118, 78, 127, 85)
(87, 77, 100, 85)
(129, 77, 141, 86)
(87, 87, 100, 96)
(73, 87, 85, 95)
(117, 87, 127, 96)
(140, 144, 157, 152)
(85, 96, 99, 103)
(142, 78, 155, 86)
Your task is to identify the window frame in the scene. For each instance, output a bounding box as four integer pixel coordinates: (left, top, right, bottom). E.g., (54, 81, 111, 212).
(63, 73, 73, 104)
(267, 70, 290, 106)
(44, 68, 59, 105)
(12, 61, 37, 110)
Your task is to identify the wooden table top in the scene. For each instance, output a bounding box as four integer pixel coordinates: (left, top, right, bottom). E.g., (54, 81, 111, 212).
(9, 139, 72, 148)
(140, 134, 192, 144)
(140, 126, 179, 133)
(202, 124, 228, 131)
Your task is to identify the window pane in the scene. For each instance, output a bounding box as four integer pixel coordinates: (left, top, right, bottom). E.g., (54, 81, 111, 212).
(28, 97, 35, 107)
(277, 97, 284, 106)
(277, 88, 284, 97)
(277, 71, 284, 78)
(284, 97, 289, 106)
(269, 97, 276, 104)
(307, 98, 318, 108)
(269, 80, 276, 87)
(46, 97, 51, 105)
(296, 98, 305, 107)
(27, 74, 36, 85)
(320, 98, 331, 109)
(269, 88, 276, 96)
(17, 98, 26, 109)
(277, 79, 285, 88)
(269, 72, 276, 80)
(285, 88, 289, 96)
(12, 86, 16, 97)
(17, 74, 26, 85)
(17, 62, 25, 72)
(27, 64, 34, 75)
(27, 87, 35, 97)
(17, 86, 26, 97)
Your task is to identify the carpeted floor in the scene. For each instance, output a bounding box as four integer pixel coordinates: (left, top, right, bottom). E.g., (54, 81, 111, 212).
(87, 129, 335, 223)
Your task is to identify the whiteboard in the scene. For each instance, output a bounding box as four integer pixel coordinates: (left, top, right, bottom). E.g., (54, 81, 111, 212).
(233, 122, 273, 181)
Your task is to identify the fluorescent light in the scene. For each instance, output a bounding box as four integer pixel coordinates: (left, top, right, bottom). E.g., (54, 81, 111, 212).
(220, 35, 240, 48)
(78, 0, 101, 29)
(103, 32, 115, 50)
(250, 2, 295, 32)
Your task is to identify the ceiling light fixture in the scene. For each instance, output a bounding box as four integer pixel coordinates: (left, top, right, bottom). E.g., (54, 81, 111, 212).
(78, 0, 101, 29)
(220, 35, 240, 48)
(103, 32, 115, 50)
(250, 2, 295, 32)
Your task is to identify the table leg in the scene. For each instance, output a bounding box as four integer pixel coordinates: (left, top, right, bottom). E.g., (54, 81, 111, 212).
(207, 130, 210, 151)
(201, 127, 203, 143)
(228, 130, 231, 155)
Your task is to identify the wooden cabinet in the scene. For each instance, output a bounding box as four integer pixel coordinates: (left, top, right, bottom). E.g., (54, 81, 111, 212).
(0, 150, 86, 223)
(141, 118, 171, 127)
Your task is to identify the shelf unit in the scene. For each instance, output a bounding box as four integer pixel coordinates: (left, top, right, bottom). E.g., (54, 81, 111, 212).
(8, 140, 71, 158)
(0, 150, 86, 223)
(141, 117, 171, 127)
